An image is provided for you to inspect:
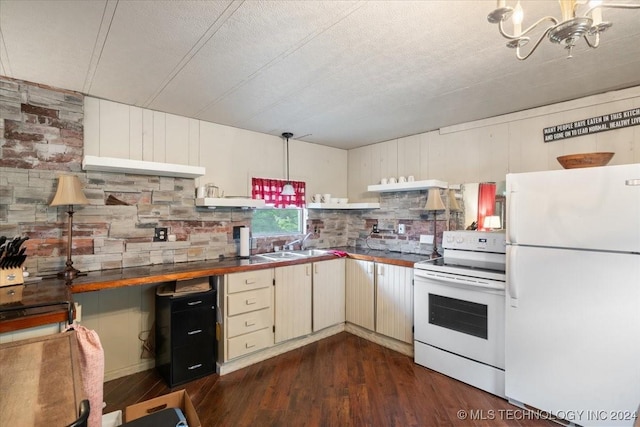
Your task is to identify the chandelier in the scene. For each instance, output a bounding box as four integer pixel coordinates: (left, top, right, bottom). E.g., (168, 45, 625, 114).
(487, 0, 640, 60)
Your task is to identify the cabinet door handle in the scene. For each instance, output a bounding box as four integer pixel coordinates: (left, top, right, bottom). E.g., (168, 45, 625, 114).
(306, 265, 311, 276)
(245, 320, 256, 327)
(245, 278, 256, 284)
(187, 300, 203, 306)
(378, 265, 384, 276)
(187, 329, 202, 335)
(187, 363, 203, 370)
(245, 341, 256, 349)
(314, 264, 318, 274)
(245, 298, 257, 305)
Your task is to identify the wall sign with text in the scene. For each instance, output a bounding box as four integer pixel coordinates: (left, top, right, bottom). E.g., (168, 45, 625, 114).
(543, 107, 640, 142)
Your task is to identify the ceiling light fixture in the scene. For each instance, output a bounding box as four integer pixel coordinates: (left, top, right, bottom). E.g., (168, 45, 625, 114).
(487, 0, 640, 60)
(281, 132, 295, 196)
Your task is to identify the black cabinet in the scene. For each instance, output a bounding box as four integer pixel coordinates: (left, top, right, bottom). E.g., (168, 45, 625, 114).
(155, 287, 216, 387)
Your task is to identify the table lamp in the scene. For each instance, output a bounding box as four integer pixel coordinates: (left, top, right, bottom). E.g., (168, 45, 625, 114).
(50, 175, 89, 280)
(425, 188, 445, 258)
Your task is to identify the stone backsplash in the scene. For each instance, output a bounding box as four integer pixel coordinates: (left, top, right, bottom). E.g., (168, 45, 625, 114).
(306, 189, 457, 256)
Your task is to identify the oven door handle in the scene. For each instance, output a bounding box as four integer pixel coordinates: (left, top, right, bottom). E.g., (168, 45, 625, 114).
(414, 270, 504, 291)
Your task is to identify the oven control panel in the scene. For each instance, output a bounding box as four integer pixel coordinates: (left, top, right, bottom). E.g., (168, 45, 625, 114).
(442, 230, 506, 253)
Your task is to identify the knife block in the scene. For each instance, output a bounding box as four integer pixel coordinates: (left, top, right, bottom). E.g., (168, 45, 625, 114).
(0, 268, 25, 304)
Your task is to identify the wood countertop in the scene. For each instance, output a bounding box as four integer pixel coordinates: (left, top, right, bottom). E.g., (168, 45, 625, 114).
(62, 247, 427, 294)
(0, 248, 430, 333)
(0, 280, 74, 334)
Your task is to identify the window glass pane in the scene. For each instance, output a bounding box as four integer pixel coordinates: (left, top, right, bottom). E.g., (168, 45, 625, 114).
(252, 208, 303, 235)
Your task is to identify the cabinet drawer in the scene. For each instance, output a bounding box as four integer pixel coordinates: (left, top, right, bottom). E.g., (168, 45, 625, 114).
(172, 307, 215, 348)
(227, 287, 271, 316)
(171, 289, 215, 312)
(227, 327, 273, 360)
(227, 269, 273, 293)
(172, 343, 215, 385)
(226, 307, 272, 338)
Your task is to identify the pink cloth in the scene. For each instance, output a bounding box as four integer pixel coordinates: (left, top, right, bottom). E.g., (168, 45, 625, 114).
(66, 325, 104, 427)
(329, 250, 348, 257)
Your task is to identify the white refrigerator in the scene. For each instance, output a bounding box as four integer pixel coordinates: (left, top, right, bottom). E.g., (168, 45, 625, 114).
(505, 163, 640, 427)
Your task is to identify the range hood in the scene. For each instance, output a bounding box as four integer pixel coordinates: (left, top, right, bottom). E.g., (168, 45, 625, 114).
(82, 156, 205, 179)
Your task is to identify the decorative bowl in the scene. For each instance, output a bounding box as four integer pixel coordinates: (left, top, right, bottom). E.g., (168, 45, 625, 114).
(556, 152, 614, 169)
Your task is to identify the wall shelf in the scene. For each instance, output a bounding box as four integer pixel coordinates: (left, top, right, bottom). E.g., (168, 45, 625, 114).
(307, 202, 380, 210)
(195, 197, 265, 209)
(367, 179, 448, 193)
(82, 156, 205, 179)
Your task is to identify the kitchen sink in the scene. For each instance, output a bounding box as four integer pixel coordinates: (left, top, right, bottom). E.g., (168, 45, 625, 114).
(289, 249, 330, 257)
(255, 249, 331, 261)
(257, 251, 308, 261)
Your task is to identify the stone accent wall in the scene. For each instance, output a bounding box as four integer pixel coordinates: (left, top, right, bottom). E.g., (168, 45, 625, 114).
(306, 189, 458, 256)
(0, 77, 84, 171)
(0, 167, 256, 276)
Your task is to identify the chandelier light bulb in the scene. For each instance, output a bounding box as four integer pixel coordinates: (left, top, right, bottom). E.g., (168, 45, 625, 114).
(513, 1, 524, 36)
(589, 0, 603, 25)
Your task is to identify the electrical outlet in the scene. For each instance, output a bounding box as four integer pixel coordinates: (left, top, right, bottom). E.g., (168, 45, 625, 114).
(154, 227, 168, 242)
(398, 224, 406, 234)
(372, 224, 379, 233)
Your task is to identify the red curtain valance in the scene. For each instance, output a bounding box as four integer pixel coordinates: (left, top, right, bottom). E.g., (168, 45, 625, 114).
(252, 178, 306, 208)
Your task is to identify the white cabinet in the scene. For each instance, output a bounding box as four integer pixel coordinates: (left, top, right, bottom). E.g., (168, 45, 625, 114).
(274, 264, 312, 343)
(312, 259, 346, 332)
(222, 269, 274, 361)
(375, 264, 413, 344)
(345, 259, 413, 343)
(345, 259, 375, 331)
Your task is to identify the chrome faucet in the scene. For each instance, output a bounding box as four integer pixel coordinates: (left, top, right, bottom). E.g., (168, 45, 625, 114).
(285, 232, 313, 250)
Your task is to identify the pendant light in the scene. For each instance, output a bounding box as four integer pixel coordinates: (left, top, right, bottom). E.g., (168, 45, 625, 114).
(281, 132, 295, 196)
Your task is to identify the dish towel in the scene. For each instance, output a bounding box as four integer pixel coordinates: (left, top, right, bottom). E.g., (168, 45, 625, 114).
(329, 250, 348, 257)
(65, 325, 104, 427)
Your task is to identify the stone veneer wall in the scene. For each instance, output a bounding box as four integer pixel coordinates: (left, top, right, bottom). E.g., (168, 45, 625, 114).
(308, 189, 455, 256)
(1, 76, 451, 277)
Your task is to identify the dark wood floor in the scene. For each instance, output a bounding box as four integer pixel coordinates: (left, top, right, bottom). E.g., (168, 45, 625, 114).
(104, 332, 557, 426)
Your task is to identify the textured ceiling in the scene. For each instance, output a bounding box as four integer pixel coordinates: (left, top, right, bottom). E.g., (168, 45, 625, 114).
(1, 0, 639, 150)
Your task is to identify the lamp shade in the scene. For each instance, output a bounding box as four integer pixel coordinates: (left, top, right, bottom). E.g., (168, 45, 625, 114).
(281, 183, 296, 196)
(483, 215, 501, 230)
(425, 188, 445, 211)
(448, 189, 462, 212)
(50, 175, 89, 206)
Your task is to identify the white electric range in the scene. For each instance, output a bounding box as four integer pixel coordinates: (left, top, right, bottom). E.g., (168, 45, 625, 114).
(414, 230, 506, 397)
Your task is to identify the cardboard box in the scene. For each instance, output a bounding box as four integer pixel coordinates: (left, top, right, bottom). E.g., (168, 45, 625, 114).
(124, 390, 201, 427)
(175, 277, 210, 293)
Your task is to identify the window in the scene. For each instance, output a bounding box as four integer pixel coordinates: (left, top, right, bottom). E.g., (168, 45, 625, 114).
(252, 208, 304, 236)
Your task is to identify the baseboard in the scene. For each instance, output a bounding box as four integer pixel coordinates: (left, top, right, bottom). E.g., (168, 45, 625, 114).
(218, 323, 345, 375)
(345, 323, 414, 357)
(104, 358, 155, 382)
